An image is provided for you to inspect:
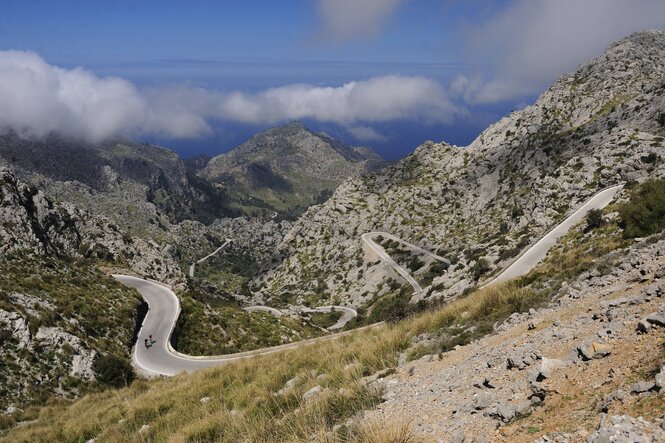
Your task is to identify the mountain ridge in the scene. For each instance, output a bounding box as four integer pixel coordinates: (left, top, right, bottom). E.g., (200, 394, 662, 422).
(199, 122, 386, 217)
(250, 30, 665, 309)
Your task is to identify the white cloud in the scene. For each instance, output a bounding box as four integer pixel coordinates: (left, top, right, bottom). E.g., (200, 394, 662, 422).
(315, 0, 410, 41)
(460, 0, 665, 103)
(346, 125, 389, 142)
(0, 50, 210, 141)
(215, 75, 461, 125)
(0, 50, 461, 142)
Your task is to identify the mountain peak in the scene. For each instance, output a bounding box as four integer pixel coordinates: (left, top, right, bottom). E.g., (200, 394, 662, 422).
(198, 123, 385, 217)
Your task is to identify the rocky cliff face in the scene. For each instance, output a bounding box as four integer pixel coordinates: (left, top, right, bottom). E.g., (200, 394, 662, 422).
(0, 166, 183, 285)
(251, 31, 665, 308)
(0, 136, 238, 240)
(199, 122, 386, 218)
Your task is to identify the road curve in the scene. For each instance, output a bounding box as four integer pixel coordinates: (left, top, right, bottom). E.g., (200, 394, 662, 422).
(243, 306, 283, 317)
(114, 274, 374, 376)
(118, 184, 622, 377)
(361, 232, 450, 293)
(300, 306, 358, 330)
(189, 239, 231, 278)
(483, 185, 623, 287)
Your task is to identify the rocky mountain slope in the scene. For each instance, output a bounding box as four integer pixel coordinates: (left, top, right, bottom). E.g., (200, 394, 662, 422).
(4, 182, 664, 441)
(2, 30, 665, 442)
(0, 166, 184, 410)
(368, 232, 665, 441)
(251, 30, 665, 309)
(0, 134, 239, 240)
(199, 122, 386, 218)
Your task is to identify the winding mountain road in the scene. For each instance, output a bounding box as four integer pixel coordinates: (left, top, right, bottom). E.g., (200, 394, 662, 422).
(300, 306, 358, 330)
(116, 184, 622, 377)
(482, 185, 623, 287)
(189, 239, 231, 278)
(114, 274, 371, 376)
(361, 232, 450, 293)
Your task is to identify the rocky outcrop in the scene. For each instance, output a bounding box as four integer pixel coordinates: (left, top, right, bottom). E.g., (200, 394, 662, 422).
(0, 310, 97, 410)
(34, 327, 97, 379)
(0, 166, 183, 286)
(0, 136, 238, 240)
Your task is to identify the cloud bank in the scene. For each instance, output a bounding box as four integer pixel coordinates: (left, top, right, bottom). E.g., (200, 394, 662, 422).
(0, 50, 460, 142)
(314, 0, 410, 42)
(460, 0, 665, 103)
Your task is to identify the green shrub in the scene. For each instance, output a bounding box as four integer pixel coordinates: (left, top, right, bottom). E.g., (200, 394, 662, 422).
(585, 208, 605, 231)
(618, 179, 665, 238)
(471, 258, 491, 280)
(368, 288, 413, 323)
(93, 354, 134, 389)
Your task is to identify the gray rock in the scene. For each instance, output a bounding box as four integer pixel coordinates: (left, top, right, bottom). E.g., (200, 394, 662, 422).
(637, 318, 652, 334)
(494, 401, 531, 423)
(655, 367, 665, 389)
(588, 415, 665, 442)
(600, 389, 626, 412)
(530, 357, 572, 381)
(199, 396, 210, 404)
(302, 385, 323, 401)
(473, 392, 496, 410)
(630, 381, 657, 394)
(507, 350, 541, 370)
(646, 312, 665, 327)
(577, 341, 612, 360)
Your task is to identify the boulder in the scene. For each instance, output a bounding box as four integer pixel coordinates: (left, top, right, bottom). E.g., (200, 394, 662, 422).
(630, 381, 656, 394)
(646, 312, 665, 327)
(655, 367, 665, 390)
(637, 319, 652, 334)
(302, 385, 323, 401)
(473, 392, 496, 410)
(577, 342, 612, 360)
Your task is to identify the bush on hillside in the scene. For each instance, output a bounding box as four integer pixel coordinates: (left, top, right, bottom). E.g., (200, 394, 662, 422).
(93, 354, 134, 389)
(618, 179, 665, 238)
(471, 258, 491, 280)
(585, 208, 605, 232)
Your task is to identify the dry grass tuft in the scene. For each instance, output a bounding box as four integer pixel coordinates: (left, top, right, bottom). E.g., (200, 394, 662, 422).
(352, 418, 422, 443)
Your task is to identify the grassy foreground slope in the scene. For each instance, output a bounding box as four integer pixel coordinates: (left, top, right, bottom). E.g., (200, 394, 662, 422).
(0, 281, 537, 443)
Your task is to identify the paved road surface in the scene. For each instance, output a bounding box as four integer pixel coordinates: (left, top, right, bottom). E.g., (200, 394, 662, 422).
(483, 185, 623, 286)
(243, 306, 283, 316)
(189, 239, 231, 278)
(114, 274, 371, 376)
(361, 232, 449, 293)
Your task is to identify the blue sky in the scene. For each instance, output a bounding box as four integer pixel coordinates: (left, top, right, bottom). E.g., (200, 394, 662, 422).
(1, 0, 664, 159)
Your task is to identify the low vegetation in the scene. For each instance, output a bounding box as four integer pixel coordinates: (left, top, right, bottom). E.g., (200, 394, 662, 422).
(308, 310, 345, 329)
(618, 178, 665, 239)
(0, 255, 141, 410)
(4, 198, 663, 441)
(2, 271, 559, 442)
(173, 290, 325, 356)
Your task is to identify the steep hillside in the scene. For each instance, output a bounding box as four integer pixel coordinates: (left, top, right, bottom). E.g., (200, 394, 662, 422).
(0, 167, 184, 410)
(252, 30, 665, 309)
(0, 135, 237, 240)
(199, 122, 386, 218)
(4, 193, 665, 441)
